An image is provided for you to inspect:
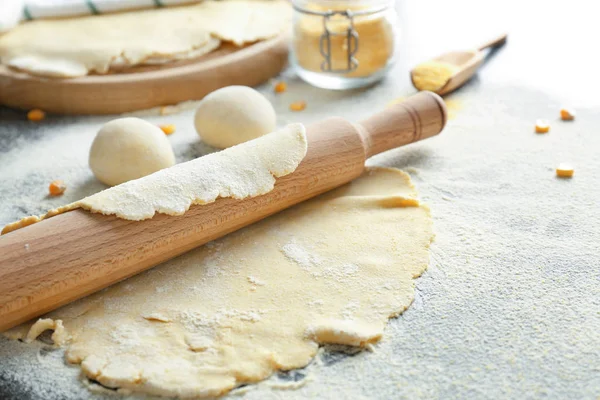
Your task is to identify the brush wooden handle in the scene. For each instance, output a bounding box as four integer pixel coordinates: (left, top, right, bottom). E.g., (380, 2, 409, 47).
(0, 91, 446, 332)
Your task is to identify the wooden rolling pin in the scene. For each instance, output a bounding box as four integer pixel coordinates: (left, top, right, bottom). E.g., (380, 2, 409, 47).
(0, 91, 447, 332)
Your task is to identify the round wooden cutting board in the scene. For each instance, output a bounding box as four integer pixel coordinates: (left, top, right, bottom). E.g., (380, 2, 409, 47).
(0, 36, 288, 115)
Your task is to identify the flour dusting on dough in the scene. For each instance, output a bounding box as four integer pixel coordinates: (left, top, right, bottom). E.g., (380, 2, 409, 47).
(6, 168, 433, 398)
(76, 123, 307, 220)
(1, 123, 307, 233)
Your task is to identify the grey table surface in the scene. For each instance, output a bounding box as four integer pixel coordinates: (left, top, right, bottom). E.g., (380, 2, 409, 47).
(1, 1, 599, 399)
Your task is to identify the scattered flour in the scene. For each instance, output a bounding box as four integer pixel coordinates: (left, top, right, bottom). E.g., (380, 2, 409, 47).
(281, 239, 321, 271)
(247, 276, 266, 286)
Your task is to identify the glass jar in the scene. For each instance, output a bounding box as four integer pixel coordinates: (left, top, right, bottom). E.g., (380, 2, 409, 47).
(290, 0, 398, 90)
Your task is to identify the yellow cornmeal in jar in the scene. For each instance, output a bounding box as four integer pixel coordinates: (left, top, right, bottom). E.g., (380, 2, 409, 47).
(411, 60, 459, 92)
(293, 4, 394, 78)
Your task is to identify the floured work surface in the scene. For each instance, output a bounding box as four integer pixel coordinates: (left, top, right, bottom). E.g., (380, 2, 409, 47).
(5, 168, 433, 398)
(1, 81, 599, 398)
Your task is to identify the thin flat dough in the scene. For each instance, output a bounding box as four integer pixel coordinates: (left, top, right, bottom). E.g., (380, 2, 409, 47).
(5, 167, 433, 398)
(0, 0, 291, 78)
(1, 123, 307, 233)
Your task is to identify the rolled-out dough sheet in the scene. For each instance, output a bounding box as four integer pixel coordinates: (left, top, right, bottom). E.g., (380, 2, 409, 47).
(0, 0, 291, 78)
(5, 167, 433, 398)
(2, 123, 307, 234)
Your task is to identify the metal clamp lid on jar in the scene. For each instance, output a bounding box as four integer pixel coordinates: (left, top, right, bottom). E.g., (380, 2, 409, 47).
(292, 4, 388, 73)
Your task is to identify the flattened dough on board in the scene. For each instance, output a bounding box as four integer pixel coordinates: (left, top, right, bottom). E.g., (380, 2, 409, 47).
(1, 123, 307, 234)
(0, 0, 291, 78)
(5, 168, 433, 398)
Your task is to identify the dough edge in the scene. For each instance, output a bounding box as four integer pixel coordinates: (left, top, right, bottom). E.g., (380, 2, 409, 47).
(3, 166, 433, 398)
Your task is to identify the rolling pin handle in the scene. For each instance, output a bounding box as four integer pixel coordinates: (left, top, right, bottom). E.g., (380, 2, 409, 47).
(357, 91, 447, 158)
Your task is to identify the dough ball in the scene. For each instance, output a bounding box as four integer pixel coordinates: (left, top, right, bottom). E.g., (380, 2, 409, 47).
(194, 86, 276, 148)
(89, 117, 175, 186)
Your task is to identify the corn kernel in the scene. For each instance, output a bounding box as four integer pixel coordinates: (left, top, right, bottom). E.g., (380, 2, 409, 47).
(49, 180, 66, 196)
(535, 119, 550, 133)
(274, 81, 287, 93)
(289, 101, 306, 112)
(27, 109, 45, 122)
(556, 163, 574, 178)
(159, 124, 176, 135)
(560, 108, 575, 121)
